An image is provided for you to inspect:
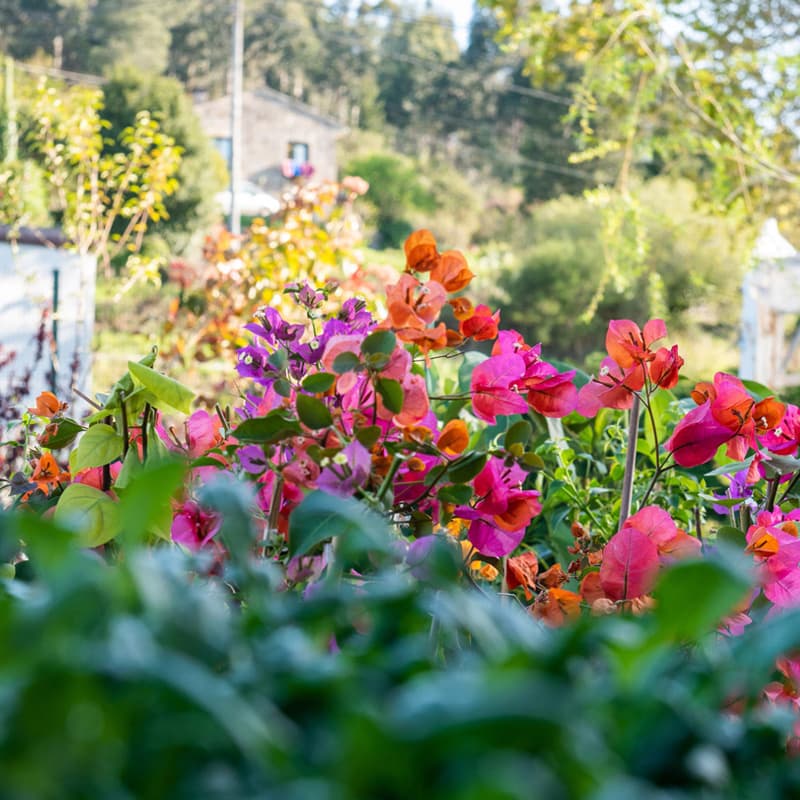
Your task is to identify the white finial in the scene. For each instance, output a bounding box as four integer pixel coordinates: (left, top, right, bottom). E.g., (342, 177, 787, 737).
(753, 218, 797, 260)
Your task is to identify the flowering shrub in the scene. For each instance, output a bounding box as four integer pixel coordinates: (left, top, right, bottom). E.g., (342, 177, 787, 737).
(9, 228, 800, 761)
(159, 180, 390, 369)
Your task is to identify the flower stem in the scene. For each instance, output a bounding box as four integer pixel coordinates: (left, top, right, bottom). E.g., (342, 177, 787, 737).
(619, 393, 641, 528)
(376, 454, 403, 503)
(766, 477, 780, 512)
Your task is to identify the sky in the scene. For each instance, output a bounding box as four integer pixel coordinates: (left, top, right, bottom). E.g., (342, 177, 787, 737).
(422, 0, 477, 48)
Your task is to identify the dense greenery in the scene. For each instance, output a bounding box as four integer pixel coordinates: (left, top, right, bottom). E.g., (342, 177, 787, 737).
(487, 178, 750, 365)
(3, 478, 800, 799)
(101, 69, 227, 255)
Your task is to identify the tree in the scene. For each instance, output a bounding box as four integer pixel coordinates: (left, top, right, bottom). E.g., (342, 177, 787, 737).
(101, 69, 227, 255)
(486, 0, 800, 214)
(25, 80, 182, 274)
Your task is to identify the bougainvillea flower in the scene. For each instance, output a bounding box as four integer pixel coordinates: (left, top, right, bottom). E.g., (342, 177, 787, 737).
(386, 274, 447, 330)
(245, 306, 304, 347)
(745, 511, 800, 607)
(28, 391, 68, 419)
(648, 345, 684, 389)
(430, 250, 474, 292)
(470, 354, 528, 423)
(761, 404, 800, 456)
(599, 526, 661, 601)
(579, 571, 606, 605)
(506, 551, 539, 599)
(576, 357, 645, 417)
(404, 229, 440, 272)
(710, 373, 784, 460)
(622, 505, 701, 561)
(237, 444, 270, 476)
(514, 359, 577, 418)
(73, 462, 122, 490)
(184, 409, 224, 457)
(437, 419, 469, 456)
(664, 401, 732, 467)
(459, 304, 500, 342)
(491, 329, 528, 357)
(395, 322, 449, 355)
(171, 501, 221, 550)
(460, 540, 500, 580)
(448, 297, 474, 321)
(667, 373, 785, 466)
(464, 516, 527, 559)
(455, 459, 541, 557)
(29, 453, 70, 495)
(606, 318, 667, 368)
(394, 453, 439, 508)
(317, 439, 372, 497)
(321, 333, 365, 393)
(393, 373, 431, 427)
(532, 587, 583, 626)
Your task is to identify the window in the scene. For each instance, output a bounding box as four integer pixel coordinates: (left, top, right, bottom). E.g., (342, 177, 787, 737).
(212, 137, 232, 165)
(288, 142, 309, 164)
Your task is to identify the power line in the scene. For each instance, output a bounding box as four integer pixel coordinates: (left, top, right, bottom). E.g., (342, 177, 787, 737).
(14, 61, 106, 87)
(256, 9, 573, 106)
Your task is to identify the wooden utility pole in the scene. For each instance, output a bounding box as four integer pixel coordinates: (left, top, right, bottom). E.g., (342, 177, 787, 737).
(229, 0, 244, 235)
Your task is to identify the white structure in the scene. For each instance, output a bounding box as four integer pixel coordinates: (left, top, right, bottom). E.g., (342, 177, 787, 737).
(0, 227, 95, 409)
(740, 218, 800, 388)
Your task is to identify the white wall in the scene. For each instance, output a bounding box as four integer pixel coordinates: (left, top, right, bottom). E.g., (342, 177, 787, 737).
(0, 241, 95, 412)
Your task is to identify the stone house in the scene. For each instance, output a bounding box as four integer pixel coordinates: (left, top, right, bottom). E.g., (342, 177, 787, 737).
(193, 88, 346, 191)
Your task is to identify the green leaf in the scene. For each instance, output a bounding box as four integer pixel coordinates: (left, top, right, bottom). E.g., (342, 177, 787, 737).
(118, 460, 186, 542)
(101, 347, 158, 412)
(447, 452, 488, 483)
(288, 490, 392, 560)
(741, 379, 777, 402)
(376, 377, 403, 414)
(267, 349, 288, 371)
(505, 420, 533, 449)
(302, 372, 335, 393)
(652, 555, 751, 642)
(113, 447, 143, 490)
(437, 484, 473, 505)
(128, 360, 194, 415)
(42, 418, 85, 449)
(54, 483, 122, 547)
(72, 423, 124, 473)
(521, 452, 545, 470)
(705, 457, 754, 477)
(332, 351, 361, 374)
(715, 525, 747, 548)
(234, 411, 301, 444)
(361, 329, 396, 357)
(273, 378, 293, 398)
(355, 425, 382, 449)
(762, 454, 800, 478)
(296, 394, 333, 429)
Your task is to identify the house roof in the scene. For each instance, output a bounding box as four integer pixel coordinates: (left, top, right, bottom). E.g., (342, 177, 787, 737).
(0, 225, 68, 247)
(194, 87, 347, 135)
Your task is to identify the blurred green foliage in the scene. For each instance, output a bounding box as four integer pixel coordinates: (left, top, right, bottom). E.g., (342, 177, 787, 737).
(483, 178, 752, 365)
(101, 68, 227, 257)
(1, 472, 800, 798)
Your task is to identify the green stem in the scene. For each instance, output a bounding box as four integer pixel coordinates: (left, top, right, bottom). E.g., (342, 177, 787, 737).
(618, 392, 641, 528)
(120, 395, 129, 459)
(141, 403, 151, 462)
(766, 476, 780, 512)
(376, 454, 404, 502)
(261, 471, 284, 558)
(779, 470, 800, 505)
